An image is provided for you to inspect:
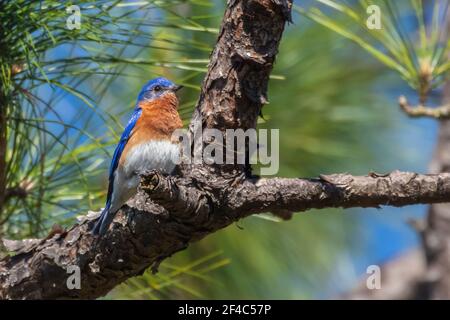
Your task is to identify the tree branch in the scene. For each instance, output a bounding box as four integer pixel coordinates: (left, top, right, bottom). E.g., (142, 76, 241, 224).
(1, 169, 450, 299)
(229, 171, 450, 215)
(399, 95, 450, 119)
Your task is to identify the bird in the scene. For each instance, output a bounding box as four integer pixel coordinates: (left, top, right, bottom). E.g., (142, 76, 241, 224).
(92, 77, 183, 236)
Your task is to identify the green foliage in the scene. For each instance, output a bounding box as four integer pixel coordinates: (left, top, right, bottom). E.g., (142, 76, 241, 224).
(297, 0, 449, 101)
(0, 0, 216, 237)
(111, 251, 230, 299)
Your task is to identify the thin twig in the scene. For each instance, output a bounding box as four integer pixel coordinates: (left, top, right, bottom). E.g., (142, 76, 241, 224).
(399, 95, 450, 119)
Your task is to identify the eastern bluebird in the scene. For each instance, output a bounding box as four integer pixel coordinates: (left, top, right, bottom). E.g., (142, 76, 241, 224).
(92, 77, 183, 236)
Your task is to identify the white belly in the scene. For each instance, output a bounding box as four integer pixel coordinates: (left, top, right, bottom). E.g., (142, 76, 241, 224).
(123, 140, 180, 176)
(108, 140, 180, 213)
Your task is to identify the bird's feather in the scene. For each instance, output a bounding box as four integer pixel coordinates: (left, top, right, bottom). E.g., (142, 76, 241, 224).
(92, 107, 142, 235)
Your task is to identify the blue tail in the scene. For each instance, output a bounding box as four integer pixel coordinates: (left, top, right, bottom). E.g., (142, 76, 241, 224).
(92, 201, 115, 236)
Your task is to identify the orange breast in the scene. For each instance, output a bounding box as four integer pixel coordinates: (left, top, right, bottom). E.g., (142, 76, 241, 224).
(119, 92, 183, 167)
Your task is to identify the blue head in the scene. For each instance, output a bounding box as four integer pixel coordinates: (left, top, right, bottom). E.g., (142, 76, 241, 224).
(137, 77, 182, 102)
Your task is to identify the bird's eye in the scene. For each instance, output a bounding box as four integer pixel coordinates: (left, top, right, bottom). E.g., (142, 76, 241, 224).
(154, 85, 162, 92)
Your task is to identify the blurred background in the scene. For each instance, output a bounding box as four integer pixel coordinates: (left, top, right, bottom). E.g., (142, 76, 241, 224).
(0, 0, 448, 299)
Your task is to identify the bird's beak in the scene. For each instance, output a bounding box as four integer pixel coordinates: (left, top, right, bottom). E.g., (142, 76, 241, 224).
(173, 85, 184, 92)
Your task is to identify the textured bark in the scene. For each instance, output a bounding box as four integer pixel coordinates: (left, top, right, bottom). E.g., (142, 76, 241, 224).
(1, 169, 450, 299)
(184, 0, 292, 181)
(230, 172, 450, 214)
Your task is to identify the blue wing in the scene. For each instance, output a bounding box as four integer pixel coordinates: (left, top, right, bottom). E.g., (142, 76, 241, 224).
(105, 107, 142, 203)
(93, 107, 142, 235)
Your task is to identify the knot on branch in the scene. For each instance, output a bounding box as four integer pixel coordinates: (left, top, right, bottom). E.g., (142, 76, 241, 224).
(318, 173, 354, 200)
(319, 173, 355, 186)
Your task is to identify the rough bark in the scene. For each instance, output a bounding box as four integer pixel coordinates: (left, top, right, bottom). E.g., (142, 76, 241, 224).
(1, 169, 450, 299)
(183, 0, 292, 182)
(231, 172, 450, 214)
